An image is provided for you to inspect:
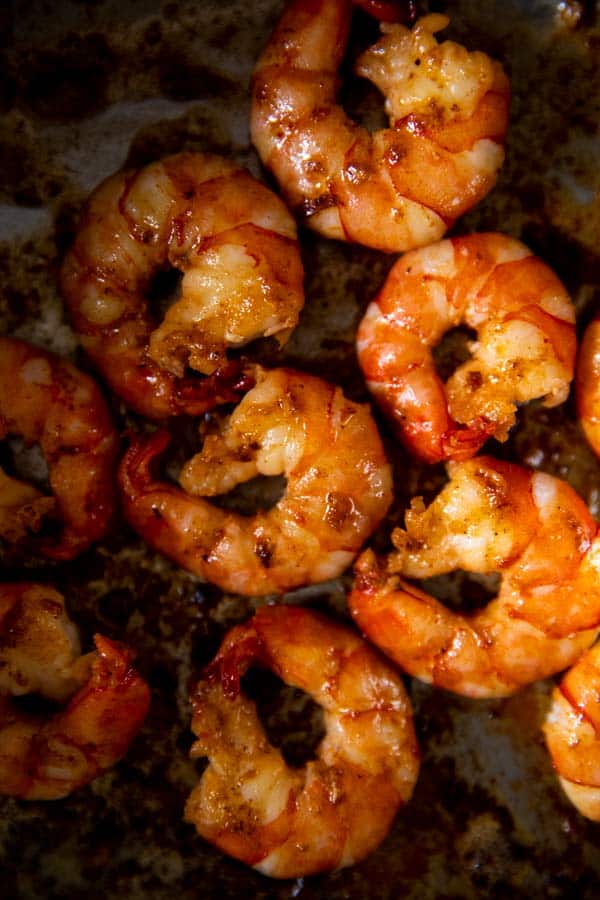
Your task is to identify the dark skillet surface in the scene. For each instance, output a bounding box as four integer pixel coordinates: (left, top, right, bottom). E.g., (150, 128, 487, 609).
(1, 1, 600, 897)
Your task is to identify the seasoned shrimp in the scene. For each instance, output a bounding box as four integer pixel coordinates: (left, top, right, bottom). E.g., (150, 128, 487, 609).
(251, 2, 510, 253)
(576, 317, 600, 459)
(357, 234, 576, 463)
(60, 152, 304, 420)
(185, 604, 419, 878)
(0, 468, 55, 544)
(0, 583, 150, 800)
(544, 641, 600, 820)
(349, 457, 600, 698)
(0, 337, 119, 560)
(119, 367, 392, 596)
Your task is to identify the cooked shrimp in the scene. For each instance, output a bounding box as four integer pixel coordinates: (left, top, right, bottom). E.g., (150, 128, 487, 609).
(119, 367, 392, 596)
(0, 468, 56, 544)
(349, 456, 600, 698)
(576, 317, 600, 459)
(357, 234, 576, 463)
(60, 152, 304, 420)
(0, 583, 150, 800)
(544, 641, 600, 820)
(0, 337, 119, 560)
(251, 2, 509, 253)
(185, 604, 419, 878)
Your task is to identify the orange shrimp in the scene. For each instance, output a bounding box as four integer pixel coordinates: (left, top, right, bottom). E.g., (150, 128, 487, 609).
(118, 367, 392, 596)
(349, 456, 600, 698)
(576, 317, 600, 459)
(0, 337, 119, 560)
(185, 604, 419, 878)
(60, 152, 304, 420)
(356, 234, 576, 463)
(544, 641, 600, 821)
(0, 583, 150, 800)
(251, 1, 509, 253)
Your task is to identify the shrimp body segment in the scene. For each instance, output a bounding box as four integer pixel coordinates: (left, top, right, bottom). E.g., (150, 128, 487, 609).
(0, 337, 119, 559)
(349, 457, 600, 698)
(185, 605, 419, 878)
(60, 152, 304, 420)
(0, 583, 150, 800)
(357, 234, 576, 463)
(119, 368, 392, 595)
(576, 317, 600, 459)
(251, 2, 510, 253)
(544, 642, 600, 821)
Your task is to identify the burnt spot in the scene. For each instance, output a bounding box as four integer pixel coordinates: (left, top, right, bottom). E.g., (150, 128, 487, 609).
(324, 491, 356, 531)
(384, 143, 409, 166)
(254, 536, 274, 567)
(298, 193, 337, 219)
(474, 466, 510, 510)
(467, 370, 483, 391)
(305, 158, 326, 175)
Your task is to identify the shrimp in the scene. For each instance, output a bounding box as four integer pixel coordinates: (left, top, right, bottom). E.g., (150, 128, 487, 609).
(349, 456, 600, 698)
(0, 336, 119, 560)
(0, 468, 56, 544)
(543, 641, 600, 821)
(251, 1, 510, 253)
(0, 583, 150, 800)
(60, 152, 304, 420)
(185, 604, 419, 878)
(576, 317, 600, 459)
(119, 367, 392, 596)
(356, 234, 576, 463)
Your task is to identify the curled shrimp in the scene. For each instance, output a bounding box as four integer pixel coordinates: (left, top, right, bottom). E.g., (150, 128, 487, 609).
(0, 583, 150, 800)
(185, 604, 419, 878)
(349, 456, 600, 698)
(544, 641, 600, 821)
(0, 336, 119, 560)
(251, 2, 510, 253)
(357, 234, 576, 463)
(119, 367, 392, 596)
(60, 152, 304, 420)
(576, 317, 600, 459)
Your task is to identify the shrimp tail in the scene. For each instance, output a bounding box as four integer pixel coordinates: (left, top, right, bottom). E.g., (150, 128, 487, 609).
(440, 419, 497, 462)
(204, 626, 265, 701)
(66, 635, 151, 769)
(172, 361, 255, 417)
(353, 0, 417, 24)
(120, 430, 171, 495)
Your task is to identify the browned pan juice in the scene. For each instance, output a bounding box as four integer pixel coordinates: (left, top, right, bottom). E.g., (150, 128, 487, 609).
(1, 0, 600, 897)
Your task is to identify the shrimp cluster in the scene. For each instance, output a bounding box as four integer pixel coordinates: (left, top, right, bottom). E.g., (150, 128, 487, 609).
(251, 1, 510, 252)
(544, 642, 600, 821)
(119, 367, 392, 595)
(185, 604, 419, 878)
(350, 457, 600, 697)
(0, 583, 150, 800)
(60, 152, 304, 420)
(4, 0, 596, 881)
(357, 234, 576, 463)
(0, 337, 119, 560)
